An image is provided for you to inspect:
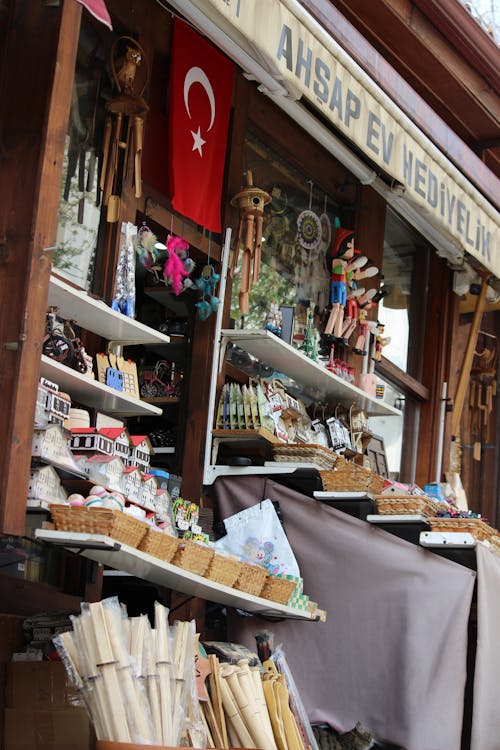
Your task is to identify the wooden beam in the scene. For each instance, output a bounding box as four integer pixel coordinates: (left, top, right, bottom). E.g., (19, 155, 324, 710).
(0, 0, 81, 534)
(451, 277, 489, 436)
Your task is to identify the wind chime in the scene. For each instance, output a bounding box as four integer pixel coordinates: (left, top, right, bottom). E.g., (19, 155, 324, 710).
(469, 331, 498, 459)
(100, 36, 150, 221)
(230, 171, 271, 315)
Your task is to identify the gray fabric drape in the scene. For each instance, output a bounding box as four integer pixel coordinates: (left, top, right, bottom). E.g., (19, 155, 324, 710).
(214, 476, 475, 750)
(471, 543, 500, 750)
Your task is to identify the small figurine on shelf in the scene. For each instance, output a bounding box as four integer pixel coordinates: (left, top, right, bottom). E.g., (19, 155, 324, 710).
(298, 309, 318, 361)
(372, 322, 391, 362)
(265, 301, 283, 336)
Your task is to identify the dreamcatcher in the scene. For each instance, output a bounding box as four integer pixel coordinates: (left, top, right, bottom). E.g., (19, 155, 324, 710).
(296, 180, 321, 251)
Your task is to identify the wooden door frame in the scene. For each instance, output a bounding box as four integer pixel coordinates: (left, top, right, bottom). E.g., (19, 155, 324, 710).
(0, 0, 81, 534)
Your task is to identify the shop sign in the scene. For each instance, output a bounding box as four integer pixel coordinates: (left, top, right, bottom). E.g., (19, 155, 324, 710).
(197, 0, 499, 277)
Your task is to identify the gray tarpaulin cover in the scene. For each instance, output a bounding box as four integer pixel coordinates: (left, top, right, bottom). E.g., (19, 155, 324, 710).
(214, 476, 475, 750)
(471, 543, 500, 750)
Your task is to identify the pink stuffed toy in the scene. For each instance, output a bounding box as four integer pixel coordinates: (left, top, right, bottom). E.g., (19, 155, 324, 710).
(163, 236, 190, 295)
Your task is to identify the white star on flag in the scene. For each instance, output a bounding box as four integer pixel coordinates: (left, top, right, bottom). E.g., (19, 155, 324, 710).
(191, 126, 206, 156)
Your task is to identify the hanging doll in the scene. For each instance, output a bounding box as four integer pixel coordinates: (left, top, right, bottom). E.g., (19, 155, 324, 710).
(163, 236, 190, 295)
(324, 226, 359, 338)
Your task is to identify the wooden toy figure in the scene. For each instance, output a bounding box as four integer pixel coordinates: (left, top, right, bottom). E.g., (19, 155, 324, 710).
(230, 171, 271, 314)
(373, 322, 391, 361)
(324, 227, 364, 338)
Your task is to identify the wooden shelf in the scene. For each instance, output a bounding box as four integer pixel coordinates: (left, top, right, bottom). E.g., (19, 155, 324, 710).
(40, 356, 163, 417)
(35, 530, 322, 621)
(48, 275, 171, 344)
(221, 329, 401, 417)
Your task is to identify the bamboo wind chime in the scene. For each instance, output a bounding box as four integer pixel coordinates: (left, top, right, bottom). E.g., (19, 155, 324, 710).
(100, 37, 150, 222)
(230, 171, 271, 315)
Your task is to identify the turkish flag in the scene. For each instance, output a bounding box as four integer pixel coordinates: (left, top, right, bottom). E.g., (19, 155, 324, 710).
(168, 19, 234, 233)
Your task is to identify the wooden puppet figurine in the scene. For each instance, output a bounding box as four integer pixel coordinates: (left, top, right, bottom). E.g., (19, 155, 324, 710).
(230, 171, 271, 314)
(372, 322, 391, 361)
(324, 227, 356, 337)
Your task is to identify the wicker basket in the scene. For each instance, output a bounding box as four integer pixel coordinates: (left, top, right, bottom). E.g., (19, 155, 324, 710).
(374, 495, 441, 517)
(260, 576, 297, 605)
(320, 456, 384, 494)
(205, 554, 243, 587)
(50, 504, 114, 535)
(138, 528, 179, 562)
(109, 512, 149, 548)
(233, 563, 267, 597)
(272, 443, 337, 470)
(428, 517, 496, 542)
(172, 540, 214, 576)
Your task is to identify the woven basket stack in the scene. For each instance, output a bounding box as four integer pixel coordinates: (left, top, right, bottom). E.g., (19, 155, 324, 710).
(49, 505, 302, 607)
(320, 456, 384, 494)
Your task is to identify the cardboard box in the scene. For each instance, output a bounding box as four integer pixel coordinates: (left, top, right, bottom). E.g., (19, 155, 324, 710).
(5, 662, 78, 710)
(4, 708, 91, 749)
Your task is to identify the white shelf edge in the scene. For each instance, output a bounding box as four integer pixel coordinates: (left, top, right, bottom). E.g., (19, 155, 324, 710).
(419, 531, 476, 548)
(203, 463, 317, 485)
(40, 356, 162, 417)
(49, 275, 171, 344)
(152, 447, 176, 454)
(35, 529, 320, 621)
(314, 491, 374, 500)
(367, 514, 429, 524)
(221, 329, 402, 417)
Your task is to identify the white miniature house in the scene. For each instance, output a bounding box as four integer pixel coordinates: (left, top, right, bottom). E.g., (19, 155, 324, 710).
(121, 466, 142, 502)
(86, 455, 125, 492)
(127, 435, 153, 472)
(70, 428, 114, 456)
(28, 465, 67, 504)
(140, 473, 159, 510)
(32, 425, 75, 469)
(97, 427, 130, 461)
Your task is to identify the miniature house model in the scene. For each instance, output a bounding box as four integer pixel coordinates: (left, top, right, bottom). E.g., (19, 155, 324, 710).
(28, 465, 67, 503)
(32, 425, 75, 468)
(97, 427, 130, 461)
(127, 435, 153, 471)
(86, 455, 125, 492)
(70, 428, 113, 456)
(140, 473, 159, 510)
(121, 466, 142, 502)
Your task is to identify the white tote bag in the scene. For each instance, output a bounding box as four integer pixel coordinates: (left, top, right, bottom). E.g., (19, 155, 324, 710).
(215, 499, 300, 577)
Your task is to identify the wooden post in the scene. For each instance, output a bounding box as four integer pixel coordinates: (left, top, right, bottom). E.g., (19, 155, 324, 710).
(451, 277, 489, 436)
(0, 0, 81, 534)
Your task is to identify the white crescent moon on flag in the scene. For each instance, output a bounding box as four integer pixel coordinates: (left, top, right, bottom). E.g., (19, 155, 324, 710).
(183, 66, 216, 131)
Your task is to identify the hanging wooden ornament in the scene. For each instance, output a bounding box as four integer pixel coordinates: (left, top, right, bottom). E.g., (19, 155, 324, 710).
(296, 180, 321, 251)
(230, 171, 271, 315)
(100, 37, 150, 220)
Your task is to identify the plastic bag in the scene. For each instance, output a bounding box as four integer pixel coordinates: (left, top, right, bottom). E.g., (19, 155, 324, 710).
(215, 499, 300, 577)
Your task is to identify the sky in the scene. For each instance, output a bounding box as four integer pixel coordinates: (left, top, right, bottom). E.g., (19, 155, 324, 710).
(460, 0, 500, 41)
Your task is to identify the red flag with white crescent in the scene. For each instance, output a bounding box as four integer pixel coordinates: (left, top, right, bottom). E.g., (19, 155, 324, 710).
(168, 19, 234, 233)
